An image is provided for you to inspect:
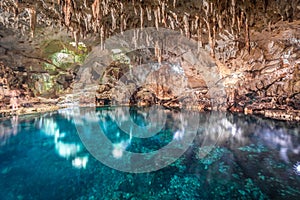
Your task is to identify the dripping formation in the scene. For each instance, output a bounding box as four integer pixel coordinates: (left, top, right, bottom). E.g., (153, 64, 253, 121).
(2, 0, 298, 56)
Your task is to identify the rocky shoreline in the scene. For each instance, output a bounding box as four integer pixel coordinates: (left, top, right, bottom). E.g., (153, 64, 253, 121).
(1, 100, 299, 122)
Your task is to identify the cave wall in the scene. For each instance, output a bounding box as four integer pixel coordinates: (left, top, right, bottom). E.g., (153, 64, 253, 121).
(0, 0, 300, 119)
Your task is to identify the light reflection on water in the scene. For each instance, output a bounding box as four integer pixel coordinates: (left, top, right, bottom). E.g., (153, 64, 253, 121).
(0, 107, 299, 199)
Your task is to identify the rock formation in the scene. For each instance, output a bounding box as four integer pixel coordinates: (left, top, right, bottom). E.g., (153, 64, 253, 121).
(0, 0, 299, 120)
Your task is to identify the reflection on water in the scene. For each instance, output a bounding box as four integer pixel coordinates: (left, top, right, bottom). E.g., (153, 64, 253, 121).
(37, 113, 88, 169)
(0, 115, 18, 146)
(295, 162, 300, 175)
(0, 107, 299, 199)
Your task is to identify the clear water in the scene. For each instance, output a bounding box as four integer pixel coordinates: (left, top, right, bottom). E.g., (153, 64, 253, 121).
(0, 106, 299, 200)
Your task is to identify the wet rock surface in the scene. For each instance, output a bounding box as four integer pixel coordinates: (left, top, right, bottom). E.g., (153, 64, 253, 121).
(217, 21, 300, 121)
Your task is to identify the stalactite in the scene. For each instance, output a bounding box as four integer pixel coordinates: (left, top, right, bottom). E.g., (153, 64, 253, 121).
(194, 16, 199, 32)
(140, 5, 144, 30)
(168, 16, 175, 30)
(73, 30, 79, 48)
(231, 0, 236, 34)
(146, 6, 152, 21)
(63, 0, 72, 27)
(155, 41, 162, 63)
(71, 0, 77, 11)
(26, 7, 36, 37)
(268, 20, 271, 32)
(203, 0, 214, 56)
(92, 13, 99, 33)
(111, 8, 116, 30)
(154, 9, 159, 30)
(173, 0, 176, 8)
(162, 2, 166, 26)
(92, 0, 100, 20)
(197, 26, 203, 53)
(183, 14, 190, 38)
(100, 26, 104, 50)
(217, 13, 223, 30)
(132, 29, 139, 49)
(134, 6, 138, 16)
(237, 11, 243, 34)
(169, 10, 179, 31)
(204, 17, 213, 56)
(120, 14, 124, 34)
(75, 10, 80, 24)
(212, 10, 216, 58)
(157, 6, 161, 23)
(102, 0, 108, 15)
(146, 32, 150, 46)
(203, 0, 209, 17)
(124, 14, 127, 30)
(245, 13, 250, 53)
(120, 2, 124, 12)
(85, 14, 91, 33)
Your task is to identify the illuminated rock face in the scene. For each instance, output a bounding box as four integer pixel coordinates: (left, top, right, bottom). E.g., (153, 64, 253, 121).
(0, 1, 300, 119)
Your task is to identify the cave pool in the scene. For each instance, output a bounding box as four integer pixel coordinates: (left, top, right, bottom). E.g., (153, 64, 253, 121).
(0, 106, 299, 199)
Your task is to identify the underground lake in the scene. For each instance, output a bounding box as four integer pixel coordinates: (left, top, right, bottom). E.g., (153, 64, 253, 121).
(0, 106, 299, 199)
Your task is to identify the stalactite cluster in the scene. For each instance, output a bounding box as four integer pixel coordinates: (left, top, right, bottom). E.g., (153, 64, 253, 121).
(0, 0, 299, 55)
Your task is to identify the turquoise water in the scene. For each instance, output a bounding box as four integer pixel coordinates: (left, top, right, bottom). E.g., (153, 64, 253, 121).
(0, 107, 299, 199)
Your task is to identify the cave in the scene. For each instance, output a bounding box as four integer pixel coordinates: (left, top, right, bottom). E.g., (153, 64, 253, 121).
(0, 0, 300, 199)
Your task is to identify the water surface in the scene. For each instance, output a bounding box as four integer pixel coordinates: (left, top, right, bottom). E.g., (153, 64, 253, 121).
(0, 107, 299, 199)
